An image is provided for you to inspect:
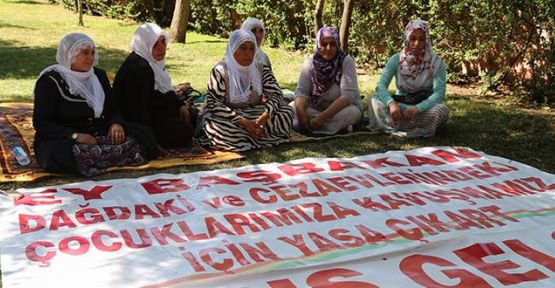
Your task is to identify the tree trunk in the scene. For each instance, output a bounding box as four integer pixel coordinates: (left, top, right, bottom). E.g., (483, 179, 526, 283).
(77, 0, 84, 26)
(169, 0, 191, 43)
(339, 0, 354, 52)
(314, 0, 325, 37)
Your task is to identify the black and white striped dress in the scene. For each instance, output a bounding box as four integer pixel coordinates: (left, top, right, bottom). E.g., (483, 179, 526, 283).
(197, 62, 294, 151)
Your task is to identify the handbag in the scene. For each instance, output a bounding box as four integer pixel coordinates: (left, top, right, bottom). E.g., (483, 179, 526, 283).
(174, 82, 204, 105)
(392, 91, 432, 105)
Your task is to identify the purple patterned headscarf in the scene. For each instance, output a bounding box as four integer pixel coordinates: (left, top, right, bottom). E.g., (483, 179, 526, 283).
(311, 27, 347, 105)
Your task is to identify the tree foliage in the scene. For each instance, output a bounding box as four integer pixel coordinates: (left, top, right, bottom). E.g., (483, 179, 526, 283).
(50, 0, 554, 104)
(189, 0, 316, 49)
(49, 0, 175, 26)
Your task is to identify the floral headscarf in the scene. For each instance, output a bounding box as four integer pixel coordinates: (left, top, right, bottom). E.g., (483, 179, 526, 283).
(311, 27, 347, 105)
(398, 19, 443, 93)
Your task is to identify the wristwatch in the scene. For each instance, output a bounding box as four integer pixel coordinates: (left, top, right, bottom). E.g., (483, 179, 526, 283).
(71, 132, 79, 141)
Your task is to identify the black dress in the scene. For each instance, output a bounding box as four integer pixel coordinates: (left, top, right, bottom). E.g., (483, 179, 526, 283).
(112, 52, 195, 148)
(33, 67, 159, 175)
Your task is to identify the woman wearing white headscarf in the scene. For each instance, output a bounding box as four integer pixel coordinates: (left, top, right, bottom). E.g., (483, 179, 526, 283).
(197, 29, 293, 151)
(113, 22, 196, 148)
(368, 19, 449, 138)
(241, 17, 272, 70)
(33, 33, 157, 176)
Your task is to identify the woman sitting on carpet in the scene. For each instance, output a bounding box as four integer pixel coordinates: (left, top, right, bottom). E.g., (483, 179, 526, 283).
(367, 19, 448, 138)
(291, 27, 362, 135)
(33, 33, 158, 176)
(241, 17, 272, 70)
(197, 29, 293, 152)
(113, 23, 196, 148)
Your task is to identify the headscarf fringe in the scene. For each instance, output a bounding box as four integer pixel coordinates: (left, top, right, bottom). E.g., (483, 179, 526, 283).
(35, 33, 105, 118)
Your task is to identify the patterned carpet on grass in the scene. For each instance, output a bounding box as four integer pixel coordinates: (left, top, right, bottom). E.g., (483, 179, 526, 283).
(0, 103, 243, 183)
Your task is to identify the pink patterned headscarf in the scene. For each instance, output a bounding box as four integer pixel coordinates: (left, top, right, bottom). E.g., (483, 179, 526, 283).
(398, 19, 443, 93)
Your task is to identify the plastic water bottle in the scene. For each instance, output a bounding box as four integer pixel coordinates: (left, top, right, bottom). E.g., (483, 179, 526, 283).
(12, 146, 30, 166)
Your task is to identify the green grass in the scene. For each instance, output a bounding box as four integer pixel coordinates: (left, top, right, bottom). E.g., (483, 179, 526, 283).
(0, 0, 554, 190)
(0, 0, 377, 99)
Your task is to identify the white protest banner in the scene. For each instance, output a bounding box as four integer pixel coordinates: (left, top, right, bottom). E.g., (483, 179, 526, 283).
(1, 146, 554, 287)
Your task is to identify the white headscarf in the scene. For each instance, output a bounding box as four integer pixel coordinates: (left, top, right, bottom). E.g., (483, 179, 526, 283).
(398, 19, 443, 93)
(241, 18, 266, 65)
(225, 29, 262, 103)
(130, 23, 173, 93)
(36, 32, 105, 118)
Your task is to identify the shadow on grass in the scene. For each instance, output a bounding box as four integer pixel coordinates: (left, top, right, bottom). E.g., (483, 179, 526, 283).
(0, 94, 34, 103)
(0, 40, 56, 79)
(237, 94, 555, 175)
(437, 95, 554, 171)
(0, 39, 129, 79)
(1, 93, 554, 192)
(95, 95, 555, 181)
(97, 47, 131, 73)
(6, 0, 46, 4)
(0, 22, 33, 29)
(1, 96, 553, 286)
(186, 40, 227, 45)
